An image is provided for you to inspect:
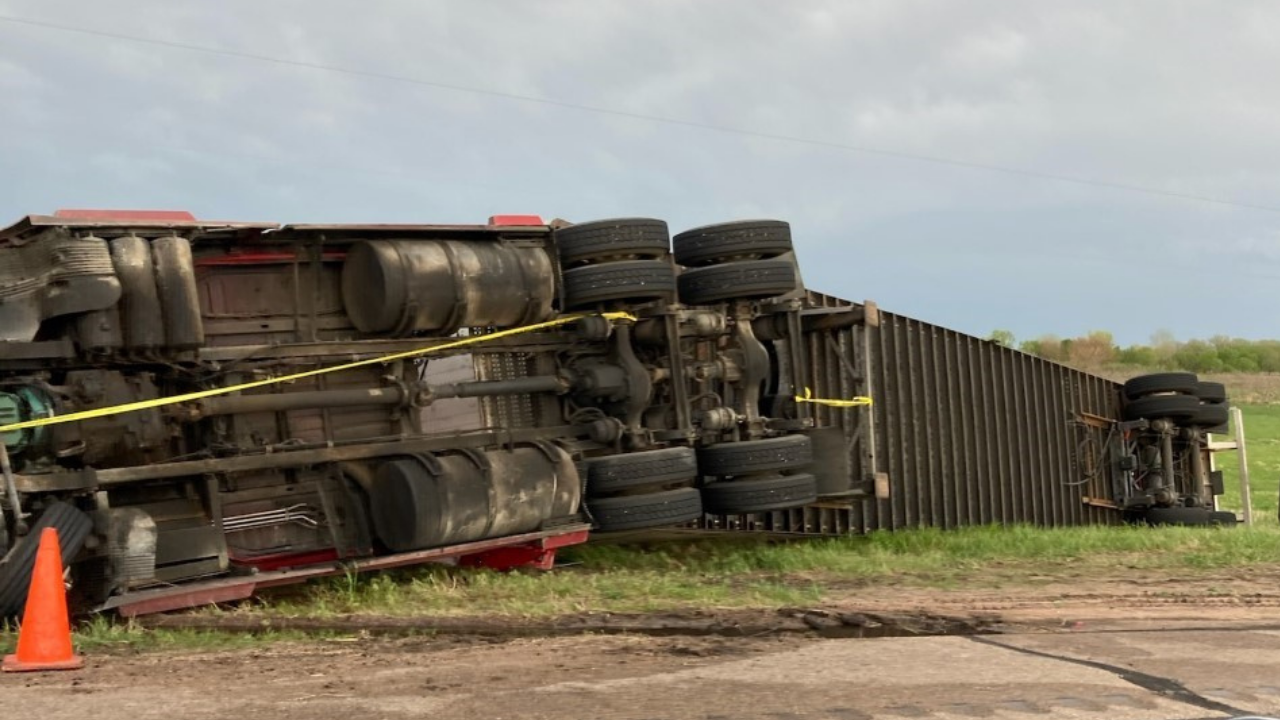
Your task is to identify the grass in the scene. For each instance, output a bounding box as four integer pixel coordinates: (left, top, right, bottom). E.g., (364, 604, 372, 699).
(1213, 403, 1280, 521)
(223, 522, 1280, 621)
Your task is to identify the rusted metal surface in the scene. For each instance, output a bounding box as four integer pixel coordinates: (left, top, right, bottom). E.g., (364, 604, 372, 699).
(789, 290, 1120, 531)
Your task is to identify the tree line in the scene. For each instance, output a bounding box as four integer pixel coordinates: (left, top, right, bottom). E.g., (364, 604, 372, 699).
(987, 329, 1280, 373)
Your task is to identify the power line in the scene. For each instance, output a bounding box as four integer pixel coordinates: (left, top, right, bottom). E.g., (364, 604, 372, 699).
(3, 13, 1279, 214)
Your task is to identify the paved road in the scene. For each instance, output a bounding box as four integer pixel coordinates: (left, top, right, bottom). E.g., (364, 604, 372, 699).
(4, 624, 1280, 719)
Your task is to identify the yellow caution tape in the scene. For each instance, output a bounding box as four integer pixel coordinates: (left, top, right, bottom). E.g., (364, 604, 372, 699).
(794, 387, 872, 408)
(0, 312, 637, 434)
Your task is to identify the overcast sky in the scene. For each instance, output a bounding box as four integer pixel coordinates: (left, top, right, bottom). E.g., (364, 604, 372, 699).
(2, 1, 1278, 345)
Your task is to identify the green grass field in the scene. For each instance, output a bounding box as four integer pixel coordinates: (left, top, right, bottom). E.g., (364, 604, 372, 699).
(1212, 403, 1279, 521)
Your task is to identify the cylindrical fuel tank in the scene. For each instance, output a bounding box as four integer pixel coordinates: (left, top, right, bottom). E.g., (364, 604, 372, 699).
(110, 235, 165, 352)
(341, 240, 555, 336)
(369, 444, 581, 552)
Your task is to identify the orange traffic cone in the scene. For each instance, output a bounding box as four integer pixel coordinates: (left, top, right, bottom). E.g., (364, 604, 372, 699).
(2, 527, 83, 672)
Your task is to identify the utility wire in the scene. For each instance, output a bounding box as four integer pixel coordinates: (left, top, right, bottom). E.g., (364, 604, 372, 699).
(3, 13, 1279, 214)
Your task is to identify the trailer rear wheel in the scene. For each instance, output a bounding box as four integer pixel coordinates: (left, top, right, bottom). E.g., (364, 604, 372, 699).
(1123, 372, 1199, 400)
(1145, 506, 1237, 526)
(1188, 402, 1229, 428)
(673, 220, 793, 267)
(702, 473, 818, 514)
(563, 260, 677, 309)
(677, 260, 797, 305)
(587, 487, 703, 532)
(1194, 381, 1228, 404)
(555, 218, 671, 267)
(586, 447, 698, 496)
(0, 502, 93, 618)
(698, 435, 813, 477)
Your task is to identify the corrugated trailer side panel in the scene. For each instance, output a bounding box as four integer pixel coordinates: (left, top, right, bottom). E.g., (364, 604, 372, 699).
(802, 290, 1120, 532)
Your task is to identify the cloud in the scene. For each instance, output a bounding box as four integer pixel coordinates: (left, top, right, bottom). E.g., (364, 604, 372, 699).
(1, 0, 1279, 343)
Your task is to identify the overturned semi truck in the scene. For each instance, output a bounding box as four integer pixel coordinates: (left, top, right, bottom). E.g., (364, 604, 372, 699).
(0, 211, 1233, 617)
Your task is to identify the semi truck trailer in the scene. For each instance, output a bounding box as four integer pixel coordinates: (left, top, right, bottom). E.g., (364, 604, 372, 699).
(0, 210, 1233, 617)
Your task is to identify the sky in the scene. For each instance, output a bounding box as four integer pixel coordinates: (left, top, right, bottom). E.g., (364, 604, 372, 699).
(2, 1, 1279, 346)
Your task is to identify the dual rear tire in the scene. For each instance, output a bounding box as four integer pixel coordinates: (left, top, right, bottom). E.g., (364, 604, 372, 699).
(555, 219, 677, 310)
(1121, 373, 1229, 428)
(583, 435, 820, 532)
(556, 219, 803, 309)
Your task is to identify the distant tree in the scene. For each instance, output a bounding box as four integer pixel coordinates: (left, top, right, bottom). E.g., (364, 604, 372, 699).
(988, 329, 1016, 348)
(1023, 334, 1065, 361)
(1150, 329, 1178, 364)
(1021, 328, 1280, 373)
(1171, 340, 1223, 373)
(1117, 345, 1158, 367)
(1068, 330, 1116, 368)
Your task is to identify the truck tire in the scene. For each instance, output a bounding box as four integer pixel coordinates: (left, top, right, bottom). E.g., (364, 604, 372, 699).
(677, 260, 797, 305)
(1123, 372, 1199, 400)
(1188, 402, 1230, 428)
(563, 260, 677, 309)
(1145, 506, 1237, 526)
(587, 447, 698, 496)
(0, 502, 93, 618)
(1121, 394, 1201, 422)
(555, 218, 670, 267)
(672, 220, 793, 267)
(588, 487, 703, 532)
(698, 435, 813, 477)
(702, 473, 818, 514)
(1194, 381, 1228, 404)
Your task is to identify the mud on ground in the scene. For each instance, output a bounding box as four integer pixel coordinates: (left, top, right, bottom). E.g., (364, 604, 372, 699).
(8, 568, 1280, 720)
(142, 564, 1280, 639)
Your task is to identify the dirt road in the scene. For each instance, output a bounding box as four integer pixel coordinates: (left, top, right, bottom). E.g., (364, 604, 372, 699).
(6, 621, 1280, 719)
(6, 574, 1280, 720)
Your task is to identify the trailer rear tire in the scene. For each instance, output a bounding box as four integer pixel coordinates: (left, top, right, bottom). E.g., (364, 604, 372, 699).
(677, 260, 798, 305)
(0, 502, 93, 618)
(1121, 394, 1201, 422)
(588, 487, 703, 532)
(1194, 381, 1228, 404)
(1123, 372, 1199, 400)
(1188, 402, 1230, 428)
(672, 220, 793, 267)
(1145, 506, 1237, 526)
(698, 435, 813, 477)
(587, 447, 698, 497)
(563, 260, 676, 309)
(555, 218, 671, 267)
(702, 473, 819, 514)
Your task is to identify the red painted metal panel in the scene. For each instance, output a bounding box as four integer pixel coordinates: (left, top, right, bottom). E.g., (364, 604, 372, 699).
(54, 209, 197, 221)
(230, 548, 340, 572)
(488, 214, 545, 227)
(459, 546, 555, 571)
